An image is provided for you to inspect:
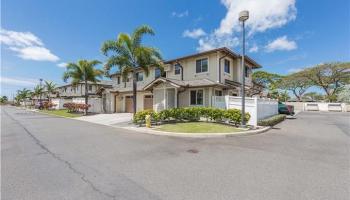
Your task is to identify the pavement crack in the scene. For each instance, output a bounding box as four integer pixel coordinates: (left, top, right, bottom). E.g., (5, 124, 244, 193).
(3, 109, 117, 200)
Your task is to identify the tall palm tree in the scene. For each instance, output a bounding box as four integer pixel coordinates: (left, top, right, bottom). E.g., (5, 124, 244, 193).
(32, 85, 44, 99)
(16, 88, 31, 107)
(44, 81, 57, 102)
(101, 25, 163, 114)
(63, 60, 103, 115)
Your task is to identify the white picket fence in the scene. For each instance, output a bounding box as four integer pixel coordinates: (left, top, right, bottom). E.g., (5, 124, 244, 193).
(212, 96, 278, 126)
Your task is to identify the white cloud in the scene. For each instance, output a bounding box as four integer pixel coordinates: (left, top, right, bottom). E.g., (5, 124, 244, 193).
(0, 29, 59, 62)
(57, 62, 67, 68)
(265, 36, 297, 52)
(0, 77, 38, 87)
(216, 0, 296, 36)
(172, 10, 189, 18)
(194, 0, 296, 52)
(248, 44, 259, 53)
(197, 36, 239, 52)
(183, 28, 206, 39)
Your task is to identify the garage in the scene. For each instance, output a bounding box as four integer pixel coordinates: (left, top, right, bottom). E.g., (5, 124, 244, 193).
(144, 95, 153, 110)
(125, 96, 134, 113)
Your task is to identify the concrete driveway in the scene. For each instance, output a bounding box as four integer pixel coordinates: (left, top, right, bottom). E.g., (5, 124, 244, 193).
(2, 106, 350, 200)
(75, 112, 133, 126)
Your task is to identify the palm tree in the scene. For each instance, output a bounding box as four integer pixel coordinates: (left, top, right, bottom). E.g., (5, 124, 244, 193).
(63, 60, 103, 115)
(44, 81, 57, 102)
(16, 88, 31, 107)
(101, 25, 163, 114)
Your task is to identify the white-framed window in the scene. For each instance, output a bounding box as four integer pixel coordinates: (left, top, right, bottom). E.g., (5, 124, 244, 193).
(215, 90, 223, 96)
(196, 58, 208, 73)
(224, 59, 230, 74)
(117, 76, 120, 84)
(174, 64, 181, 75)
(190, 89, 204, 105)
(88, 85, 93, 91)
(136, 72, 143, 81)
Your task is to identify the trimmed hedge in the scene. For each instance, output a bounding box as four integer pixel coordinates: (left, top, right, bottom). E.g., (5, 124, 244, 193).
(63, 102, 91, 113)
(258, 114, 286, 126)
(133, 107, 250, 126)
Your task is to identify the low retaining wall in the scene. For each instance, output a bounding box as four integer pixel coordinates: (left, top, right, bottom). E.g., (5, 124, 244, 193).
(286, 102, 348, 112)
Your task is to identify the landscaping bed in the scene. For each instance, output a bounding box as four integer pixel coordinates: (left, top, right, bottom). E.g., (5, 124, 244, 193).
(40, 109, 83, 118)
(156, 122, 243, 133)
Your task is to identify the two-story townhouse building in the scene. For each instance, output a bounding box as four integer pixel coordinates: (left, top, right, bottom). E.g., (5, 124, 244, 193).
(56, 80, 113, 99)
(105, 47, 262, 113)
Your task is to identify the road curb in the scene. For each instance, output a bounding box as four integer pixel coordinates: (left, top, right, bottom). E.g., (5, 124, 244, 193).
(116, 125, 271, 138)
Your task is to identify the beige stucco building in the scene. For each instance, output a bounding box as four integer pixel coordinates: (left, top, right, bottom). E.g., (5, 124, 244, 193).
(103, 47, 263, 113)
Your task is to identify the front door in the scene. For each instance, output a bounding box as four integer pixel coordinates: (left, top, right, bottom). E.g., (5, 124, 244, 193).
(125, 96, 134, 113)
(143, 95, 153, 110)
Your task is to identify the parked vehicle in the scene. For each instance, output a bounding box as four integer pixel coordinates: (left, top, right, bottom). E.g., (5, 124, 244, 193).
(278, 102, 295, 115)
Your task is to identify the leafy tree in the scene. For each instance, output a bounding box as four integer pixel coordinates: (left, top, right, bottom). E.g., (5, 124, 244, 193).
(0, 96, 8, 103)
(63, 60, 103, 115)
(101, 25, 163, 114)
(278, 73, 311, 101)
(337, 85, 350, 103)
(44, 81, 57, 102)
(297, 62, 350, 102)
(302, 92, 325, 101)
(252, 70, 283, 99)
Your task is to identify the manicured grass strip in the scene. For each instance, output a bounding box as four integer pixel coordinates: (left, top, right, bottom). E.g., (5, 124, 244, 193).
(156, 122, 242, 134)
(40, 109, 83, 118)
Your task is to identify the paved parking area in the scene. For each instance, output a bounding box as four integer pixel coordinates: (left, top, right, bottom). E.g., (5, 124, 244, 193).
(2, 106, 350, 200)
(75, 112, 133, 126)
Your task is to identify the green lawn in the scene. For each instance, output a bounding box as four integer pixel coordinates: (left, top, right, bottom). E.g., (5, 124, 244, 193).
(156, 122, 243, 134)
(40, 109, 83, 118)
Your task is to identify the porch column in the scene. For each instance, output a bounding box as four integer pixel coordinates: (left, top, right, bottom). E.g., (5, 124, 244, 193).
(175, 88, 178, 108)
(163, 85, 167, 109)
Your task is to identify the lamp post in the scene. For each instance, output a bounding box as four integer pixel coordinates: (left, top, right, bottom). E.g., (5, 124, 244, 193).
(39, 78, 43, 107)
(239, 10, 249, 127)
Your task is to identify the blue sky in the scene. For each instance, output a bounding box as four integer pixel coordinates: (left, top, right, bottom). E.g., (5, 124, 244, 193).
(1, 0, 350, 98)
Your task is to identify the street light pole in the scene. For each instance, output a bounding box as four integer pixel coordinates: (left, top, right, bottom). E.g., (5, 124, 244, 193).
(239, 10, 249, 127)
(39, 78, 43, 107)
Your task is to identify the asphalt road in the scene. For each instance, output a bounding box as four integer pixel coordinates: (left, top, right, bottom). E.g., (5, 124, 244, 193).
(2, 106, 350, 200)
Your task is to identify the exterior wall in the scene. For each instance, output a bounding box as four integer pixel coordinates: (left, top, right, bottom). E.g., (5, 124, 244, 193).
(51, 98, 72, 109)
(110, 69, 156, 92)
(72, 97, 102, 113)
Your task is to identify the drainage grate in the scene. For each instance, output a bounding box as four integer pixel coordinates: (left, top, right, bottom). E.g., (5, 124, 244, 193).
(187, 149, 199, 154)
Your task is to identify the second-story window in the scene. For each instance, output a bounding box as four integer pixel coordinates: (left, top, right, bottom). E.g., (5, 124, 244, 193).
(196, 58, 208, 73)
(174, 64, 181, 75)
(117, 76, 120, 84)
(245, 66, 250, 77)
(136, 72, 143, 81)
(224, 59, 230, 74)
(88, 85, 92, 91)
(155, 68, 165, 78)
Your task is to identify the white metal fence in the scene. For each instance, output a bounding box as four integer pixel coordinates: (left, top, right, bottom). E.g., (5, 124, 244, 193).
(212, 96, 278, 126)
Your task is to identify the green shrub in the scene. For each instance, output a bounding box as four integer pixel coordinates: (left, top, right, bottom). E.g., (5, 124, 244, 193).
(208, 108, 225, 121)
(133, 107, 251, 126)
(133, 109, 154, 124)
(224, 109, 251, 126)
(258, 114, 286, 126)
